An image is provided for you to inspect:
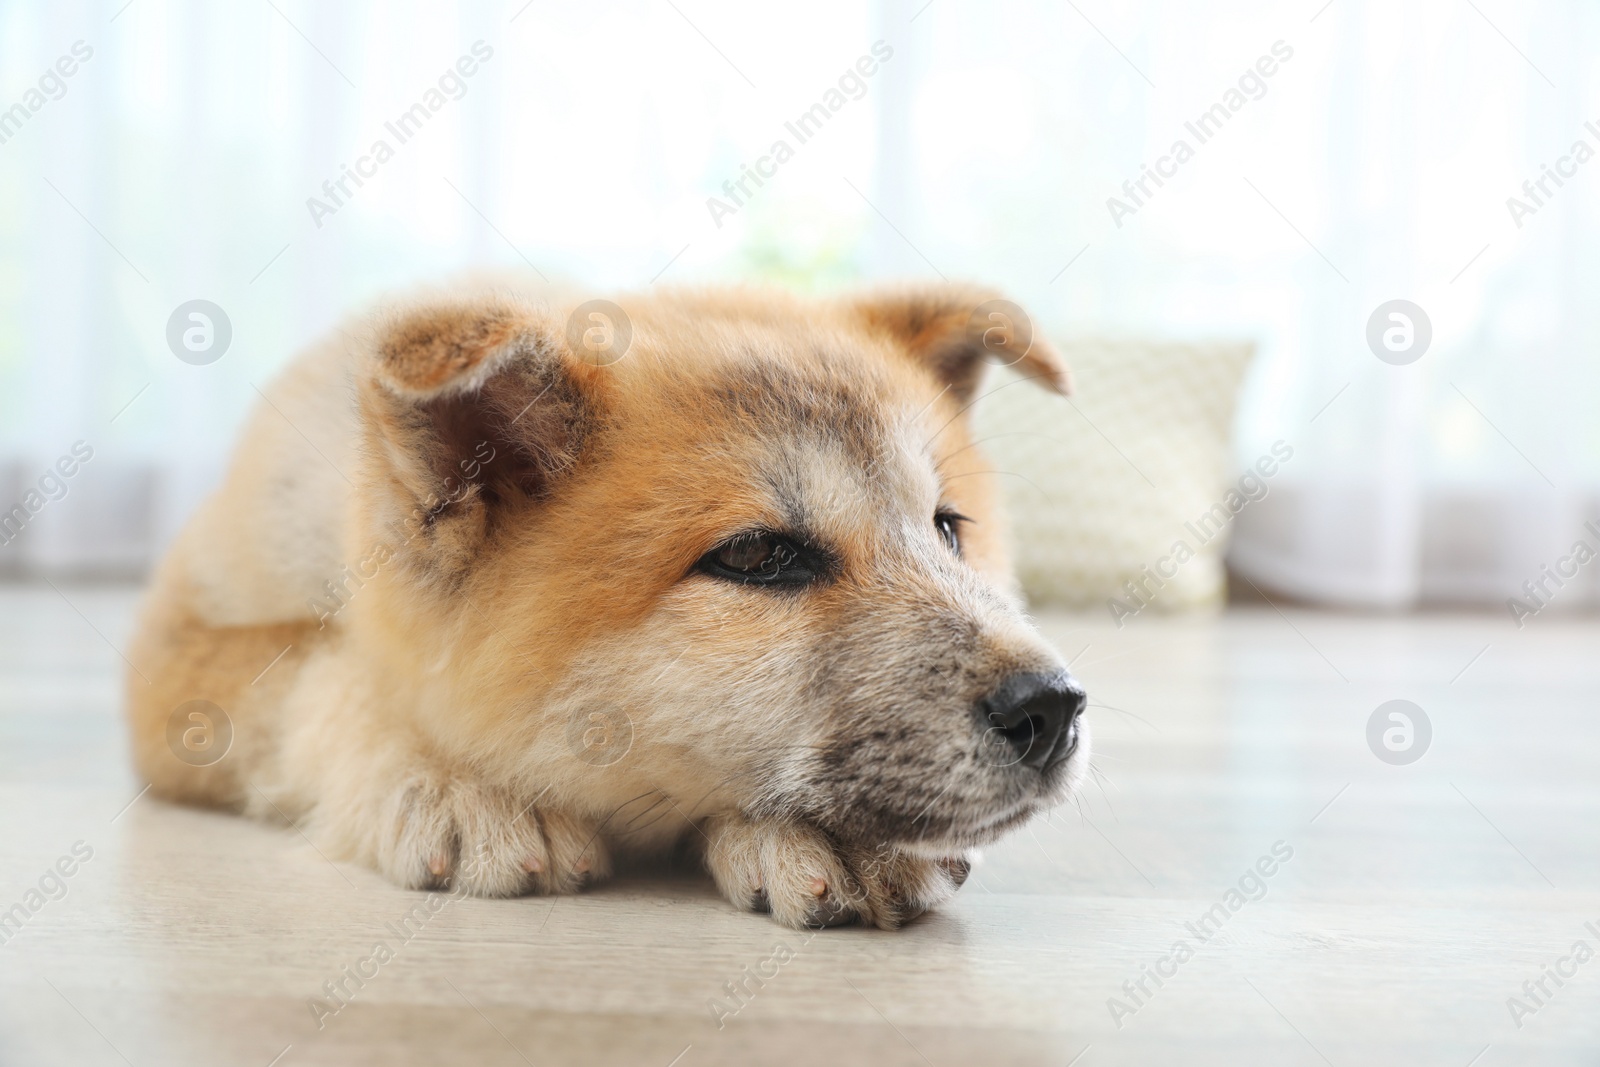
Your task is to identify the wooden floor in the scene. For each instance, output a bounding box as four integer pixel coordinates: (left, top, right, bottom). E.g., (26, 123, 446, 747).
(0, 583, 1596, 1066)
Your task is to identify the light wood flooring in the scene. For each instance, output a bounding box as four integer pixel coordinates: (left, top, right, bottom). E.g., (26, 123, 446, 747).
(1, 584, 1596, 1065)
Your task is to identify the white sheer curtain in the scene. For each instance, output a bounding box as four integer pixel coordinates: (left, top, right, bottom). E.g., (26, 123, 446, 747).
(865, 0, 1600, 612)
(1214, 0, 1600, 612)
(2, 0, 1595, 615)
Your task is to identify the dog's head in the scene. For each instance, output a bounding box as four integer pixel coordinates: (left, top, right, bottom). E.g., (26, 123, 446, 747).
(353, 283, 1088, 855)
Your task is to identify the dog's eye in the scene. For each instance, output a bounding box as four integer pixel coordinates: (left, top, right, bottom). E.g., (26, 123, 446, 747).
(698, 532, 821, 587)
(935, 510, 968, 556)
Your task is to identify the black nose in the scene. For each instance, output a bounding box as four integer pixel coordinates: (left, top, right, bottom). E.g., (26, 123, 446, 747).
(980, 672, 1086, 772)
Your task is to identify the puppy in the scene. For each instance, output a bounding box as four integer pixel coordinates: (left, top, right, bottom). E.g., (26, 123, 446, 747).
(124, 281, 1089, 928)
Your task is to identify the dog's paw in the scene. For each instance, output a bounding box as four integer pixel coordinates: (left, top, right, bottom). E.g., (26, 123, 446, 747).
(701, 814, 972, 929)
(373, 777, 610, 897)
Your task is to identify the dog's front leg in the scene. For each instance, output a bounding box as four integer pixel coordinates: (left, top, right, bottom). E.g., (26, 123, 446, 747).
(363, 770, 611, 897)
(699, 813, 972, 930)
(311, 756, 612, 897)
(278, 682, 610, 897)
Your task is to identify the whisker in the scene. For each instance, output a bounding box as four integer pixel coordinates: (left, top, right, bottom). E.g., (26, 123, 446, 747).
(617, 793, 671, 831)
(935, 429, 1069, 474)
(1087, 701, 1158, 733)
(922, 372, 1056, 450)
(939, 467, 1058, 504)
(1071, 644, 1163, 671)
(575, 788, 665, 861)
(617, 801, 684, 839)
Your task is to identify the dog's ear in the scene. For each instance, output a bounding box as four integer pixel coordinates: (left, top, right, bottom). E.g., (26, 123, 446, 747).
(846, 284, 1071, 402)
(358, 297, 605, 581)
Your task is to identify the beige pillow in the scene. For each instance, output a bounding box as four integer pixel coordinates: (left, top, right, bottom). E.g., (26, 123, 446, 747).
(974, 339, 1256, 613)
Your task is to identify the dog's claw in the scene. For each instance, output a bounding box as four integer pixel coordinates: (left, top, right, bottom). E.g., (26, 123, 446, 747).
(803, 897, 858, 928)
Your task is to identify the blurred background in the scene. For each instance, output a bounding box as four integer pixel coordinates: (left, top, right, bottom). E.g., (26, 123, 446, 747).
(2, 0, 1596, 617)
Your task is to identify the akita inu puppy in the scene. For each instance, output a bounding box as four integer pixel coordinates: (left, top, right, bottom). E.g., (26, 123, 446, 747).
(126, 281, 1088, 928)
